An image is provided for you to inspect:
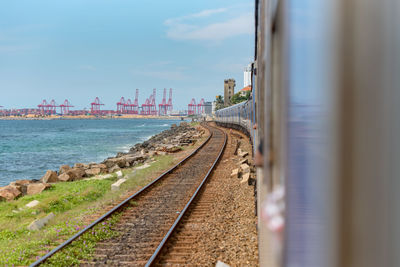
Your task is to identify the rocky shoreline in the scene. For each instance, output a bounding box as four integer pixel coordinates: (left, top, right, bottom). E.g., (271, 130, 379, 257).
(0, 122, 205, 201)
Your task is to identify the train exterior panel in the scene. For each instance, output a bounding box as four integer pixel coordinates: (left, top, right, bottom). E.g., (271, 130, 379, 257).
(215, 99, 255, 141)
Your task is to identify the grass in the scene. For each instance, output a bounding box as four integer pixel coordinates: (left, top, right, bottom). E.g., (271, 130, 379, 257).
(0, 155, 174, 266)
(0, 124, 209, 266)
(41, 214, 121, 267)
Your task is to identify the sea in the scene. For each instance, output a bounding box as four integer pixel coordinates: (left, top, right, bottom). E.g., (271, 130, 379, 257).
(0, 118, 183, 187)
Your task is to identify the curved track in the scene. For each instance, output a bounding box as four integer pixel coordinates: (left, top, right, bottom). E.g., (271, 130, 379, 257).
(31, 122, 226, 266)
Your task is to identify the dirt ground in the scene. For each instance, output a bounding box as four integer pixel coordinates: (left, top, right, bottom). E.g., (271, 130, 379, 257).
(185, 124, 259, 266)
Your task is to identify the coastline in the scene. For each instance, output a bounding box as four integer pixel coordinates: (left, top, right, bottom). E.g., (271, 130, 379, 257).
(0, 122, 208, 266)
(0, 121, 203, 200)
(0, 115, 188, 120)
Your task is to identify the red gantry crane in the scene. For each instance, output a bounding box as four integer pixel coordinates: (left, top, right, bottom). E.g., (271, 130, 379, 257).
(141, 89, 157, 115)
(38, 100, 48, 115)
(141, 98, 150, 115)
(48, 99, 58, 115)
(167, 88, 173, 112)
(188, 98, 197, 115)
(158, 88, 168, 116)
(150, 88, 157, 115)
(132, 89, 139, 114)
(197, 98, 205, 114)
(124, 99, 135, 114)
(59, 99, 74, 115)
(133, 89, 139, 114)
(90, 97, 104, 115)
(117, 97, 126, 114)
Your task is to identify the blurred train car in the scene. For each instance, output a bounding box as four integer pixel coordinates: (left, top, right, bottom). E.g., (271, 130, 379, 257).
(216, 0, 400, 266)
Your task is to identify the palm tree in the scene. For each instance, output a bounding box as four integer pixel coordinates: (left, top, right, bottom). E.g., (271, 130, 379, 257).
(215, 95, 224, 110)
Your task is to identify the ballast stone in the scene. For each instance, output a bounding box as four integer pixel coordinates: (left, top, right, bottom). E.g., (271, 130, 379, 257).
(240, 164, 250, 173)
(239, 151, 249, 158)
(216, 261, 231, 267)
(239, 158, 248, 165)
(28, 212, 54, 231)
(241, 173, 251, 184)
(231, 168, 240, 179)
(111, 179, 127, 191)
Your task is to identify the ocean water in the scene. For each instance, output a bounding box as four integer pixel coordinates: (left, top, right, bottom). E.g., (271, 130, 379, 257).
(0, 119, 182, 186)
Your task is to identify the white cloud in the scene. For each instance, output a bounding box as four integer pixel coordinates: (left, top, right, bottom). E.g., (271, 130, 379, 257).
(165, 8, 253, 42)
(165, 8, 228, 25)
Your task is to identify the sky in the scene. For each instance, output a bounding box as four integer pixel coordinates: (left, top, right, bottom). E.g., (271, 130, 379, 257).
(0, 0, 254, 110)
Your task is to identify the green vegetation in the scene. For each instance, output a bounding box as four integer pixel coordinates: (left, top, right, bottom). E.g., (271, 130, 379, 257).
(0, 155, 175, 266)
(231, 90, 251, 105)
(215, 95, 224, 110)
(42, 214, 121, 267)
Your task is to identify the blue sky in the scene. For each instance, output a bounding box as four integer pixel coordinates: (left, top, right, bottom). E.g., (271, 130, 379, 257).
(0, 0, 254, 110)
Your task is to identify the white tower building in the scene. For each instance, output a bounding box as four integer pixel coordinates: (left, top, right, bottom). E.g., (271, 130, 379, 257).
(244, 63, 252, 87)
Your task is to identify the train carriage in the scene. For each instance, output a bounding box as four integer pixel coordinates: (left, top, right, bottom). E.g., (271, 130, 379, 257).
(214, 0, 400, 266)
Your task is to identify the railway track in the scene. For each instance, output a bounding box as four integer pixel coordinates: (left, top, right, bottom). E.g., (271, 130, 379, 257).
(30, 122, 226, 267)
(152, 127, 259, 266)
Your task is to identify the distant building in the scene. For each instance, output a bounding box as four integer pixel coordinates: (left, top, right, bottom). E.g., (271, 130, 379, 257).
(239, 86, 252, 97)
(212, 101, 216, 115)
(224, 78, 236, 106)
(204, 101, 212, 115)
(244, 63, 252, 87)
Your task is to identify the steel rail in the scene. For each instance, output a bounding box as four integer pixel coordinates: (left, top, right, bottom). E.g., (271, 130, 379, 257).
(30, 123, 213, 267)
(145, 125, 227, 267)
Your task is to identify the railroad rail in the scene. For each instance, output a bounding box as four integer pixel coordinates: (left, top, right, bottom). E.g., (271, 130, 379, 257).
(30, 122, 227, 266)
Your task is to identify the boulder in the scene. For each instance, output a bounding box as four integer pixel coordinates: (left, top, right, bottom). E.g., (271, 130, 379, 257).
(0, 185, 22, 201)
(40, 170, 59, 183)
(85, 167, 101, 177)
(27, 213, 54, 231)
(66, 168, 86, 180)
(27, 183, 51, 195)
(103, 158, 127, 169)
(123, 155, 145, 166)
(91, 164, 108, 173)
(58, 173, 74, 182)
(111, 179, 126, 191)
(10, 180, 31, 194)
(74, 163, 85, 169)
(148, 151, 157, 157)
(58, 165, 70, 175)
(109, 165, 121, 173)
(12, 179, 31, 186)
(166, 146, 182, 153)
